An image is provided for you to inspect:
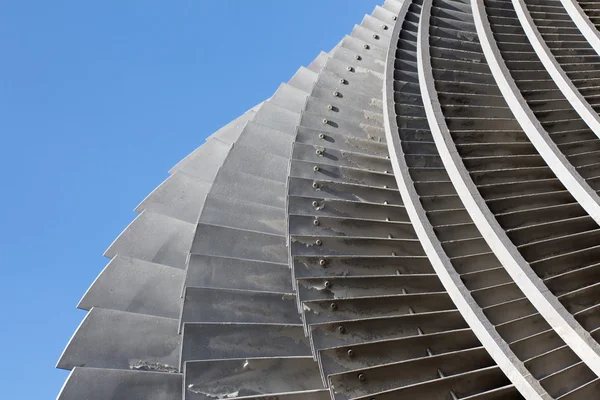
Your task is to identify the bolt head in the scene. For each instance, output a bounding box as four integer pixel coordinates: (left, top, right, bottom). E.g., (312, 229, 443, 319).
(373, 34, 379, 39)
(330, 302, 337, 310)
(312, 182, 320, 189)
(313, 165, 320, 171)
(338, 325, 346, 334)
(347, 349, 354, 357)
(322, 118, 329, 124)
(319, 133, 325, 139)
(364, 44, 370, 49)
(333, 91, 340, 97)
(312, 201, 319, 207)
(319, 259, 327, 266)
(355, 55, 362, 60)
(382, 24, 388, 30)
(313, 219, 320, 226)
(315, 239, 322, 246)
(316, 149, 323, 155)
(393, 16, 397, 20)
(347, 66, 353, 72)
(327, 104, 333, 110)
(324, 280, 331, 288)
(358, 373, 366, 382)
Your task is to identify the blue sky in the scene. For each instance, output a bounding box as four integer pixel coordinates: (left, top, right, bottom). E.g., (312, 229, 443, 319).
(0, 1, 378, 398)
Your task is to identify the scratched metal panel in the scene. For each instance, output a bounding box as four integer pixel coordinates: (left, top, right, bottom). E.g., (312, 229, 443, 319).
(292, 143, 390, 172)
(350, 25, 391, 50)
(331, 46, 386, 74)
(318, 328, 479, 377)
(135, 172, 210, 224)
(303, 97, 383, 128)
(288, 215, 416, 239)
(288, 177, 402, 204)
(340, 35, 388, 61)
(296, 275, 443, 302)
(78, 255, 183, 319)
(58, 367, 182, 400)
(289, 161, 395, 189)
(226, 390, 331, 400)
(309, 83, 384, 115)
(309, 310, 468, 351)
(300, 112, 386, 142)
(314, 67, 382, 98)
(291, 236, 424, 257)
(302, 293, 455, 326)
(191, 224, 286, 263)
(293, 255, 433, 279)
(184, 255, 291, 293)
(288, 196, 409, 222)
(57, 308, 180, 372)
(181, 287, 297, 325)
(184, 357, 323, 400)
(199, 195, 285, 236)
(104, 211, 195, 270)
(180, 323, 310, 364)
(295, 127, 386, 158)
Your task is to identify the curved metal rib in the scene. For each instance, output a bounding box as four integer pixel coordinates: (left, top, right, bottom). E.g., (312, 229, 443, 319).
(385, 0, 547, 397)
(472, 0, 600, 381)
(471, 0, 600, 232)
(560, 0, 600, 57)
(511, 0, 600, 140)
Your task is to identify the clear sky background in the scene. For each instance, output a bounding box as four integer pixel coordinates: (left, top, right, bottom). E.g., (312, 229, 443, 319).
(0, 1, 379, 398)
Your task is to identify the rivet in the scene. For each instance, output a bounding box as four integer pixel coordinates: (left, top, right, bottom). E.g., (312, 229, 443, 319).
(316, 149, 323, 155)
(347, 66, 353, 72)
(382, 24, 388, 30)
(315, 239, 322, 246)
(313, 219, 320, 226)
(384, 201, 389, 205)
(388, 234, 393, 239)
(313, 182, 320, 189)
(324, 280, 331, 289)
(330, 302, 337, 310)
(338, 325, 346, 334)
(319, 259, 327, 266)
(391, 251, 397, 256)
(312, 201, 319, 207)
(314, 166, 320, 171)
(355, 55, 362, 60)
(386, 217, 390, 222)
(384, 170, 389, 174)
(386, 155, 390, 159)
(383, 185, 388, 188)
(393, 16, 397, 20)
(347, 349, 354, 357)
(358, 373, 366, 382)
(340, 78, 347, 84)
(333, 91, 341, 97)
(319, 133, 325, 139)
(327, 104, 333, 110)
(373, 34, 380, 39)
(323, 118, 329, 125)
(364, 44, 370, 49)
